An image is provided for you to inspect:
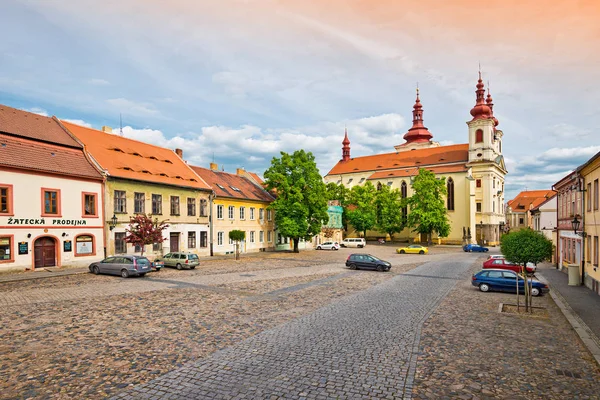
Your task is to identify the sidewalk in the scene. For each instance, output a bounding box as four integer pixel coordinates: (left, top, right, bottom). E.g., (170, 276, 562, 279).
(537, 263, 600, 366)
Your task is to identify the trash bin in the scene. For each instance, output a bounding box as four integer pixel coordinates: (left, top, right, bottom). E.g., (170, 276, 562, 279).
(568, 264, 580, 286)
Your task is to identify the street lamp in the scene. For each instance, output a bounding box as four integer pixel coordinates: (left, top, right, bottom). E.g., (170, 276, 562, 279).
(109, 214, 118, 231)
(571, 215, 585, 236)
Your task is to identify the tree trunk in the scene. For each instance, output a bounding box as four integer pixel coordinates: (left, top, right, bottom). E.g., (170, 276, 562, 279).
(140, 244, 144, 257)
(293, 238, 299, 253)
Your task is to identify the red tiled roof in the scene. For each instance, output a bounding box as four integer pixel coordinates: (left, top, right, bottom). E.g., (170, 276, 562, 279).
(0, 104, 82, 148)
(507, 190, 557, 211)
(191, 166, 275, 202)
(62, 121, 211, 190)
(326, 144, 468, 176)
(0, 134, 103, 180)
(368, 164, 468, 180)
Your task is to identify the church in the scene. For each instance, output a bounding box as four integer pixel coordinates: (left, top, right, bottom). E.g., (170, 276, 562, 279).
(324, 73, 507, 246)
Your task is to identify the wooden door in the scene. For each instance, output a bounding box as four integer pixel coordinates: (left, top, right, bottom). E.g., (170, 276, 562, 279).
(170, 233, 179, 252)
(34, 237, 56, 268)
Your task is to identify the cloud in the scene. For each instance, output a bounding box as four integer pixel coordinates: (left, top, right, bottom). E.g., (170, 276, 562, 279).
(26, 107, 48, 116)
(88, 78, 110, 86)
(106, 98, 159, 116)
(62, 118, 92, 128)
(546, 123, 591, 139)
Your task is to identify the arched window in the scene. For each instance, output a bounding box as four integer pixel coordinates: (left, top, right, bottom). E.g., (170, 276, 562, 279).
(475, 129, 483, 143)
(401, 181, 408, 223)
(447, 178, 455, 211)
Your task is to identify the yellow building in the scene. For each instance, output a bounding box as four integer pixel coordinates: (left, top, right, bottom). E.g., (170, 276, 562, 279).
(324, 76, 507, 245)
(191, 164, 276, 255)
(580, 151, 600, 296)
(63, 122, 213, 258)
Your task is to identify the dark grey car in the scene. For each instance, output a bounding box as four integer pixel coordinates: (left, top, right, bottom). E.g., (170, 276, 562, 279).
(88, 255, 152, 278)
(156, 252, 199, 270)
(345, 253, 391, 272)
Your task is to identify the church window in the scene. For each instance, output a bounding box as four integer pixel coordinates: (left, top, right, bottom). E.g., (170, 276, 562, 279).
(401, 181, 408, 223)
(348, 178, 353, 184)
(476, 202, 482, 212)
(493, 178, 496, 189)
(476, 179, 482, 188)
(387, 181, 393, 187)
(447, 178, 455, 211)
(475, 129, 483, 143)
(359, 178, 365, 183)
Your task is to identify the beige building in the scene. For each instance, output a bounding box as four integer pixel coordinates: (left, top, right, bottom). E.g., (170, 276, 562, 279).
(505, 190, 557, 232)
(324, 75, 507, 245)
(580, 151, 600, 295)
(0, 105, 105, 272)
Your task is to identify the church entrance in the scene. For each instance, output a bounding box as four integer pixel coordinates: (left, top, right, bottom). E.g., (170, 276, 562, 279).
(34, 237, 57, 268)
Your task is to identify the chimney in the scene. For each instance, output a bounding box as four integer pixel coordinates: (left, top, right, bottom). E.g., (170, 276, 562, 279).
(210, 162, 218, 171)
(175, 148, 183, 158)
(236, 168, 245, 176)
(101, 126, 113, 133)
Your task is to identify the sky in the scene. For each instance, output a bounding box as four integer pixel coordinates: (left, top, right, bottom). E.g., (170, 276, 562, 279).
(1, 0, 599, 202)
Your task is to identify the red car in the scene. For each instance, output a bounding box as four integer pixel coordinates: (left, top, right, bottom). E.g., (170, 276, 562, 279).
(482, 258, 536, 274)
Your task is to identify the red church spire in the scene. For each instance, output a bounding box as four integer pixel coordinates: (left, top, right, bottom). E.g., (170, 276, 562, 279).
(402, 87, 433, 144)
(342, 127, 350, 161)
(470, 70, 492, 120)
(486, 82, 499, 127)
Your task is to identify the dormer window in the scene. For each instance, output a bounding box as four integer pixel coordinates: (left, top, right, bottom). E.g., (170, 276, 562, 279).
(216, 184, 225, 190)
(132, 152, 142, 157)
(149, 156, 159, 160)
(163, 160, 173, 164)
(110, 147, 125, 153)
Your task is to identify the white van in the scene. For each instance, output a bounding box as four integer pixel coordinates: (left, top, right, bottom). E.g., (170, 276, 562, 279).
(341, 238, 366, 248)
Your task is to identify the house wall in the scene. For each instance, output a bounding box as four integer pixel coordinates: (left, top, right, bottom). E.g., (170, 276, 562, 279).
(0, 169, 104, 272)
(211, 198, 275, 255)
(104, 179, 210, 259)
(581, 157, 600, 294)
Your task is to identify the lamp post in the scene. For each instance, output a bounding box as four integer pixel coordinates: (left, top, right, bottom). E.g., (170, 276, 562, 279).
(109, 214, 118, 231)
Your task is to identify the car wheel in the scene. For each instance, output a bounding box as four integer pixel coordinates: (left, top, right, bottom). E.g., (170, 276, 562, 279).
(121, 269, 129, 278)
(348, 263, 357, 270)
(419, 250, 424, 254)
(376, 265, 384, 272)
(92, 266, 100, 275)
(176, 263, 182, 270)
(400, 250, 405, 254)
(139, 273, 146, 277)
(316, 246, 321, 250)
(531, 287, 541, 296)
(479, 283, 490, 292)
(359, 245, 364, 248)
(190, 266, 196, 270)
(334, 247, 339, 251)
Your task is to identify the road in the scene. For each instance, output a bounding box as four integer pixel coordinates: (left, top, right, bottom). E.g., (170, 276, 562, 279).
(112, 255, 473, 399)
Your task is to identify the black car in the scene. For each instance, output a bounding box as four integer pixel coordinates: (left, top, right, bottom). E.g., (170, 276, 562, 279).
(345, 253, 391, 272)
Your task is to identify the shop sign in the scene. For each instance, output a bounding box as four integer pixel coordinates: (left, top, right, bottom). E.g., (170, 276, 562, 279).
(6, 218, 87, 226)
(18, 242, 28, 255)
(63, 240, 72, 252)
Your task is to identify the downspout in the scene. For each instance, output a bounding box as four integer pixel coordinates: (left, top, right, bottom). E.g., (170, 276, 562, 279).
(552, 183, 559, 269)
(209, 190, 215, 257)
(579, 175, 586, 285)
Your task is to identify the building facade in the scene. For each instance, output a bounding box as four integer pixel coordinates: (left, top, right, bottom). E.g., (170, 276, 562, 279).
(63, 122, 213, 259)
(191, 164, 276, 256)
(505, 190, 557, 232)
(579, 151, 600, 295)
(0, 105, 105, 272)
(553, 172, 584, 276)
(324, 74, 507, 245)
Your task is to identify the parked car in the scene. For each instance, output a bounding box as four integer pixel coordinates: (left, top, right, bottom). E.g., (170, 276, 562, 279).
(345, 253, 391, 272)
(396, 244, 428, 254)
(463, 244, 489, 252)
(341, 238, 366, 248)
(316, 241, 340, 250)
(483, 258, 536, 274)
(151, 259, 164, 271)
(472, 269, 549, 296)
(89, 255, 152, 278)
(156, 252, 199, 270)
(487, 254, 504, 260)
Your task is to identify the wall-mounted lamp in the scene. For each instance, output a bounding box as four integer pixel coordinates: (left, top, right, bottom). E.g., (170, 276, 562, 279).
(571, 215, 586, 236)
(109, 214, 118, 231)
(62, 232, 67, 237)
(27, 233, 32, 238)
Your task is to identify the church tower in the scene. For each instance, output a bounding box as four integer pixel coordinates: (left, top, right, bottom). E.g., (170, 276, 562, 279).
(341, 128, 351, 162)
(466, 72, 507, 246)
(394, 88, 440, 152)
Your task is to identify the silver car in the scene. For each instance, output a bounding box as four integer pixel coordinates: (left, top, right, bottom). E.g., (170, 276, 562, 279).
(157, 252, 199, 270)
(89, 255, 152, 278)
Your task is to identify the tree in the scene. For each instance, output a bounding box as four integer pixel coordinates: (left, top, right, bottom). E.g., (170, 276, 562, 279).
(406, 169, 450, 245)
(501, 228, 553, 312)
(374, 184, 405, 241)
(229, 230, 245, 260)
(346, 182, 377, 238)
(124, 214, 169, 256)
(264, 150, 329, 253)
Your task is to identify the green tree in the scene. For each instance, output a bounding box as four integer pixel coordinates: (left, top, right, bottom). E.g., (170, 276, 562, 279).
(406, 169, 450, 245)
(264, 150, 329, 253)
(229, 230, 246, 260)
(374, 184, 405, 241)
(500, 228, 553, 312)
(346, 181, 377, 238)
(124, 214, 169, 256)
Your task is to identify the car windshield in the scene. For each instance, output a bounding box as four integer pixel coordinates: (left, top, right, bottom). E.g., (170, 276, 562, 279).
(188, 254, 199, 260)
(369, 255, 382, 262)
(135, 257, 150, 266)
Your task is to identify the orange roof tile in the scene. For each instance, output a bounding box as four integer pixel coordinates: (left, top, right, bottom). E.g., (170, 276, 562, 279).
(0, 104, 82, 148)
(0, 134, 103, 180)
(326, 144, 469, 176)
(507, 190, 557, 211)
(368, 164, 468, 180)
(191, 166, 275, 203)
(62, 121, 211, 190)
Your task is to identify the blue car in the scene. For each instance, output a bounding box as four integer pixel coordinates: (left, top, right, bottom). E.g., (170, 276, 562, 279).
(463, 244, 489, 252)
(472, 269, 549, 296)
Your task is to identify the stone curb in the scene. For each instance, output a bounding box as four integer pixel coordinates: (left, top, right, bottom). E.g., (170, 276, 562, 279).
(537, 272, 600, 367)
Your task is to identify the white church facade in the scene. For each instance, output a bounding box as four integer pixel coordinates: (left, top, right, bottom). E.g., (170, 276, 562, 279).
(324, 74, 507, 246)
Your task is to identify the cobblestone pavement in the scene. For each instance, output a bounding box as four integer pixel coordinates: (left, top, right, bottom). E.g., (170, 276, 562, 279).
(0, 246, 434, 399)
(111, 254, 474, 399)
